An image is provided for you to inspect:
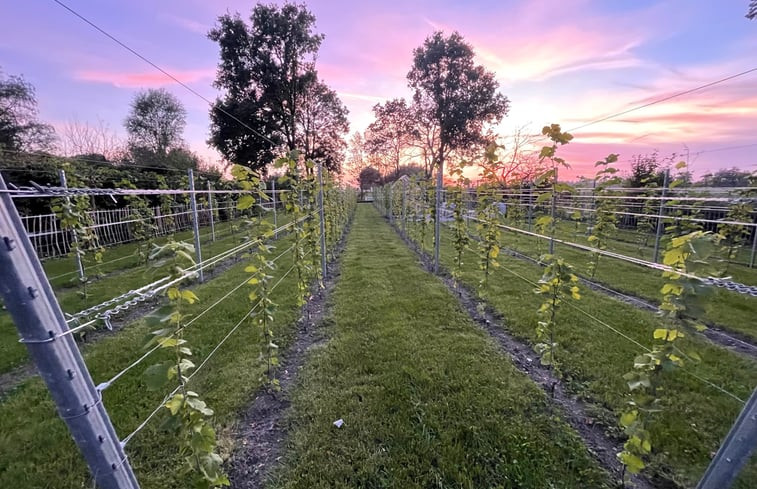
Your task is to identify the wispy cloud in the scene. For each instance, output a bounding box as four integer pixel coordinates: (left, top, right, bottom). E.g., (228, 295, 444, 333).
(162, 14, 211, 35)
(74, 68, 215, 88)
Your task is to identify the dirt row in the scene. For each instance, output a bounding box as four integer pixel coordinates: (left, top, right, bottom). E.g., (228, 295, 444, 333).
(226, 219, 351, 488)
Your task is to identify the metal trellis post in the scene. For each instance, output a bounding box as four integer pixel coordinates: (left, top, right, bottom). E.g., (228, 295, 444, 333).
(549, 166, 558, 255)
(272, 177, 278, 237)
(696, 385, 757, 489)
(434, 160, 443, 273)
(187, 169, 204, 283)
(0, 174, 141, 489)
(749, 225, 756, 269)
(402, 182, 407, 235)
(207, 181, 215, 242)
(652, 169, 670, 264)
(59, 169, 85, 281)
(388, 185, 394, 225)
(528, 183, 534, 232)
(316, 162, 327, 279)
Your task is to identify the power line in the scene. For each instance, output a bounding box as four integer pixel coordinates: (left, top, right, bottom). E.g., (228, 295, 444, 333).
(50, 0, 278, 148)
(566, 67, 757, 133)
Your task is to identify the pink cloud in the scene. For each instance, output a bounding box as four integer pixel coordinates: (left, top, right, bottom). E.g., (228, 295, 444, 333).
(74, 68, 215, 88)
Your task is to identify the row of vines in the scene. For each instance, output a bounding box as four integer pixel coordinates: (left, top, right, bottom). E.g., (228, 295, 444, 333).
(373, 124, 750, 486)
(32, 154, 356, 488)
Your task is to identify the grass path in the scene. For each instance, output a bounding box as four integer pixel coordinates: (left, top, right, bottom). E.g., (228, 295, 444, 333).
(268, 204, 610, 488)
(0, 215, 290, 374)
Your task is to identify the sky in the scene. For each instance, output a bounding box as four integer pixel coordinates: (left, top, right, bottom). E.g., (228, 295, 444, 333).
(1, 0, 756, 180)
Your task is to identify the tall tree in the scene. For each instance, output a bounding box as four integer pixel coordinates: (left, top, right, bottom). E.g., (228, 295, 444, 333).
(407, 31, 509, 269)
(0, 70, 55, 152)
(125, 88, 186, 156)
(627, 152, 666, 187)
(365, 98, 415, 176)
(345, 132, 368, 184)
(297, 78, 349, 172)
(358, 166, 382, 199)
(407, 31, 509, 176)
(698, 167, 753, 187)
(208, 3, 323, 170)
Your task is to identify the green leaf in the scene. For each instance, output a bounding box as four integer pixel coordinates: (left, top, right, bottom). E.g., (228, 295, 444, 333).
(618, 452, 645, 473)
(165, 394, 185, 415)
(237, 195, 255, 210)
(181, 290, 199, 304)
(620, 410, 637, 428)
(143, 362, 172, 391)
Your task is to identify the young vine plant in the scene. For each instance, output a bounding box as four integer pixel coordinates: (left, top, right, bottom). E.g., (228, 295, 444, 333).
(448, 163, 471, 285)
(617, 229, 719, 481)
(51, 165, 104, 301)
(532, 124, 581, 383)
(587, 153, 621, 278)
(232, 164, 280, 390)
(143, 240, 229, 488)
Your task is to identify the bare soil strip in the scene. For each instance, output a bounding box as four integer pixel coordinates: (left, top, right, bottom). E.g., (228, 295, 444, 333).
(226, 223, 350, 488)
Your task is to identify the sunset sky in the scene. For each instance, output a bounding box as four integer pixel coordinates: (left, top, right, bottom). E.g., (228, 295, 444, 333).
(1, 0, 756, 179)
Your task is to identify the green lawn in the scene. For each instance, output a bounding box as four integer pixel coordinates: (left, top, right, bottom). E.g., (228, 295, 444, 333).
(269, 204, 610, 489)
(401, 216, 757, 488)
(495, 216, 757, 341)
(0, 214, 291, 374)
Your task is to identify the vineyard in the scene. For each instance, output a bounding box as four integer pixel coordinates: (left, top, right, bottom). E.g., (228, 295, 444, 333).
(1, 146, 756, 488)
(370, 140, 757, 488)
(2, 1, 757, 488)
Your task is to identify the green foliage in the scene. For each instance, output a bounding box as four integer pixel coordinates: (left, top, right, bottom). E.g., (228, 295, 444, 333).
(208, 4, 338, 170)
(448, 165, 470, 284)
(125, 88, 187, 160)
(618, 231, 720, 482)
(407, 31, 509, 169)
(475, 156, 502, 292)
(156, 175, 177, 234)
(143, 240, 228, 488)
(534, 255, 580, 378)
(276, 153, 316, 305)
(232, 164, 281, 389)
(664, 161, 703, 241)
(118, 178, 157, 265)
(531, 124, 581, 382)
(0, 69, 56, 152)
(51, 167, 104, 300)
(718, 202, 753, 272)
(587, 154, 620, 277)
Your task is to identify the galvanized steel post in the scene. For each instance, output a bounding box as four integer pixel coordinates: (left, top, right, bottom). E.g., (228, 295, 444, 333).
(316, 162, 327, 279)
(0, 174, 141, 489)
(59, 169, 85, 281)
(187, 169, 204, 282)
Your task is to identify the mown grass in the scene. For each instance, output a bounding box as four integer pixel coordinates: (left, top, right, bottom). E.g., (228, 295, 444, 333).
(0, 227, 313, 488)
(41, 221, 231, 289)
(404, 217, 757, 488)
(269, 204, 610, 489)
(496, 217, 757, 340)
(0, 214, 291, 374)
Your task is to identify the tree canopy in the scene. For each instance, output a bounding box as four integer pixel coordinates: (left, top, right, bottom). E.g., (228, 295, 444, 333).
(125, 88, 187, 156)
(208, 3, 347, 172)
(364, 98, 415, 175)
(0, 70, 55, 152)
(407, 31, 509, 172)
(297, 79, 349, 172)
